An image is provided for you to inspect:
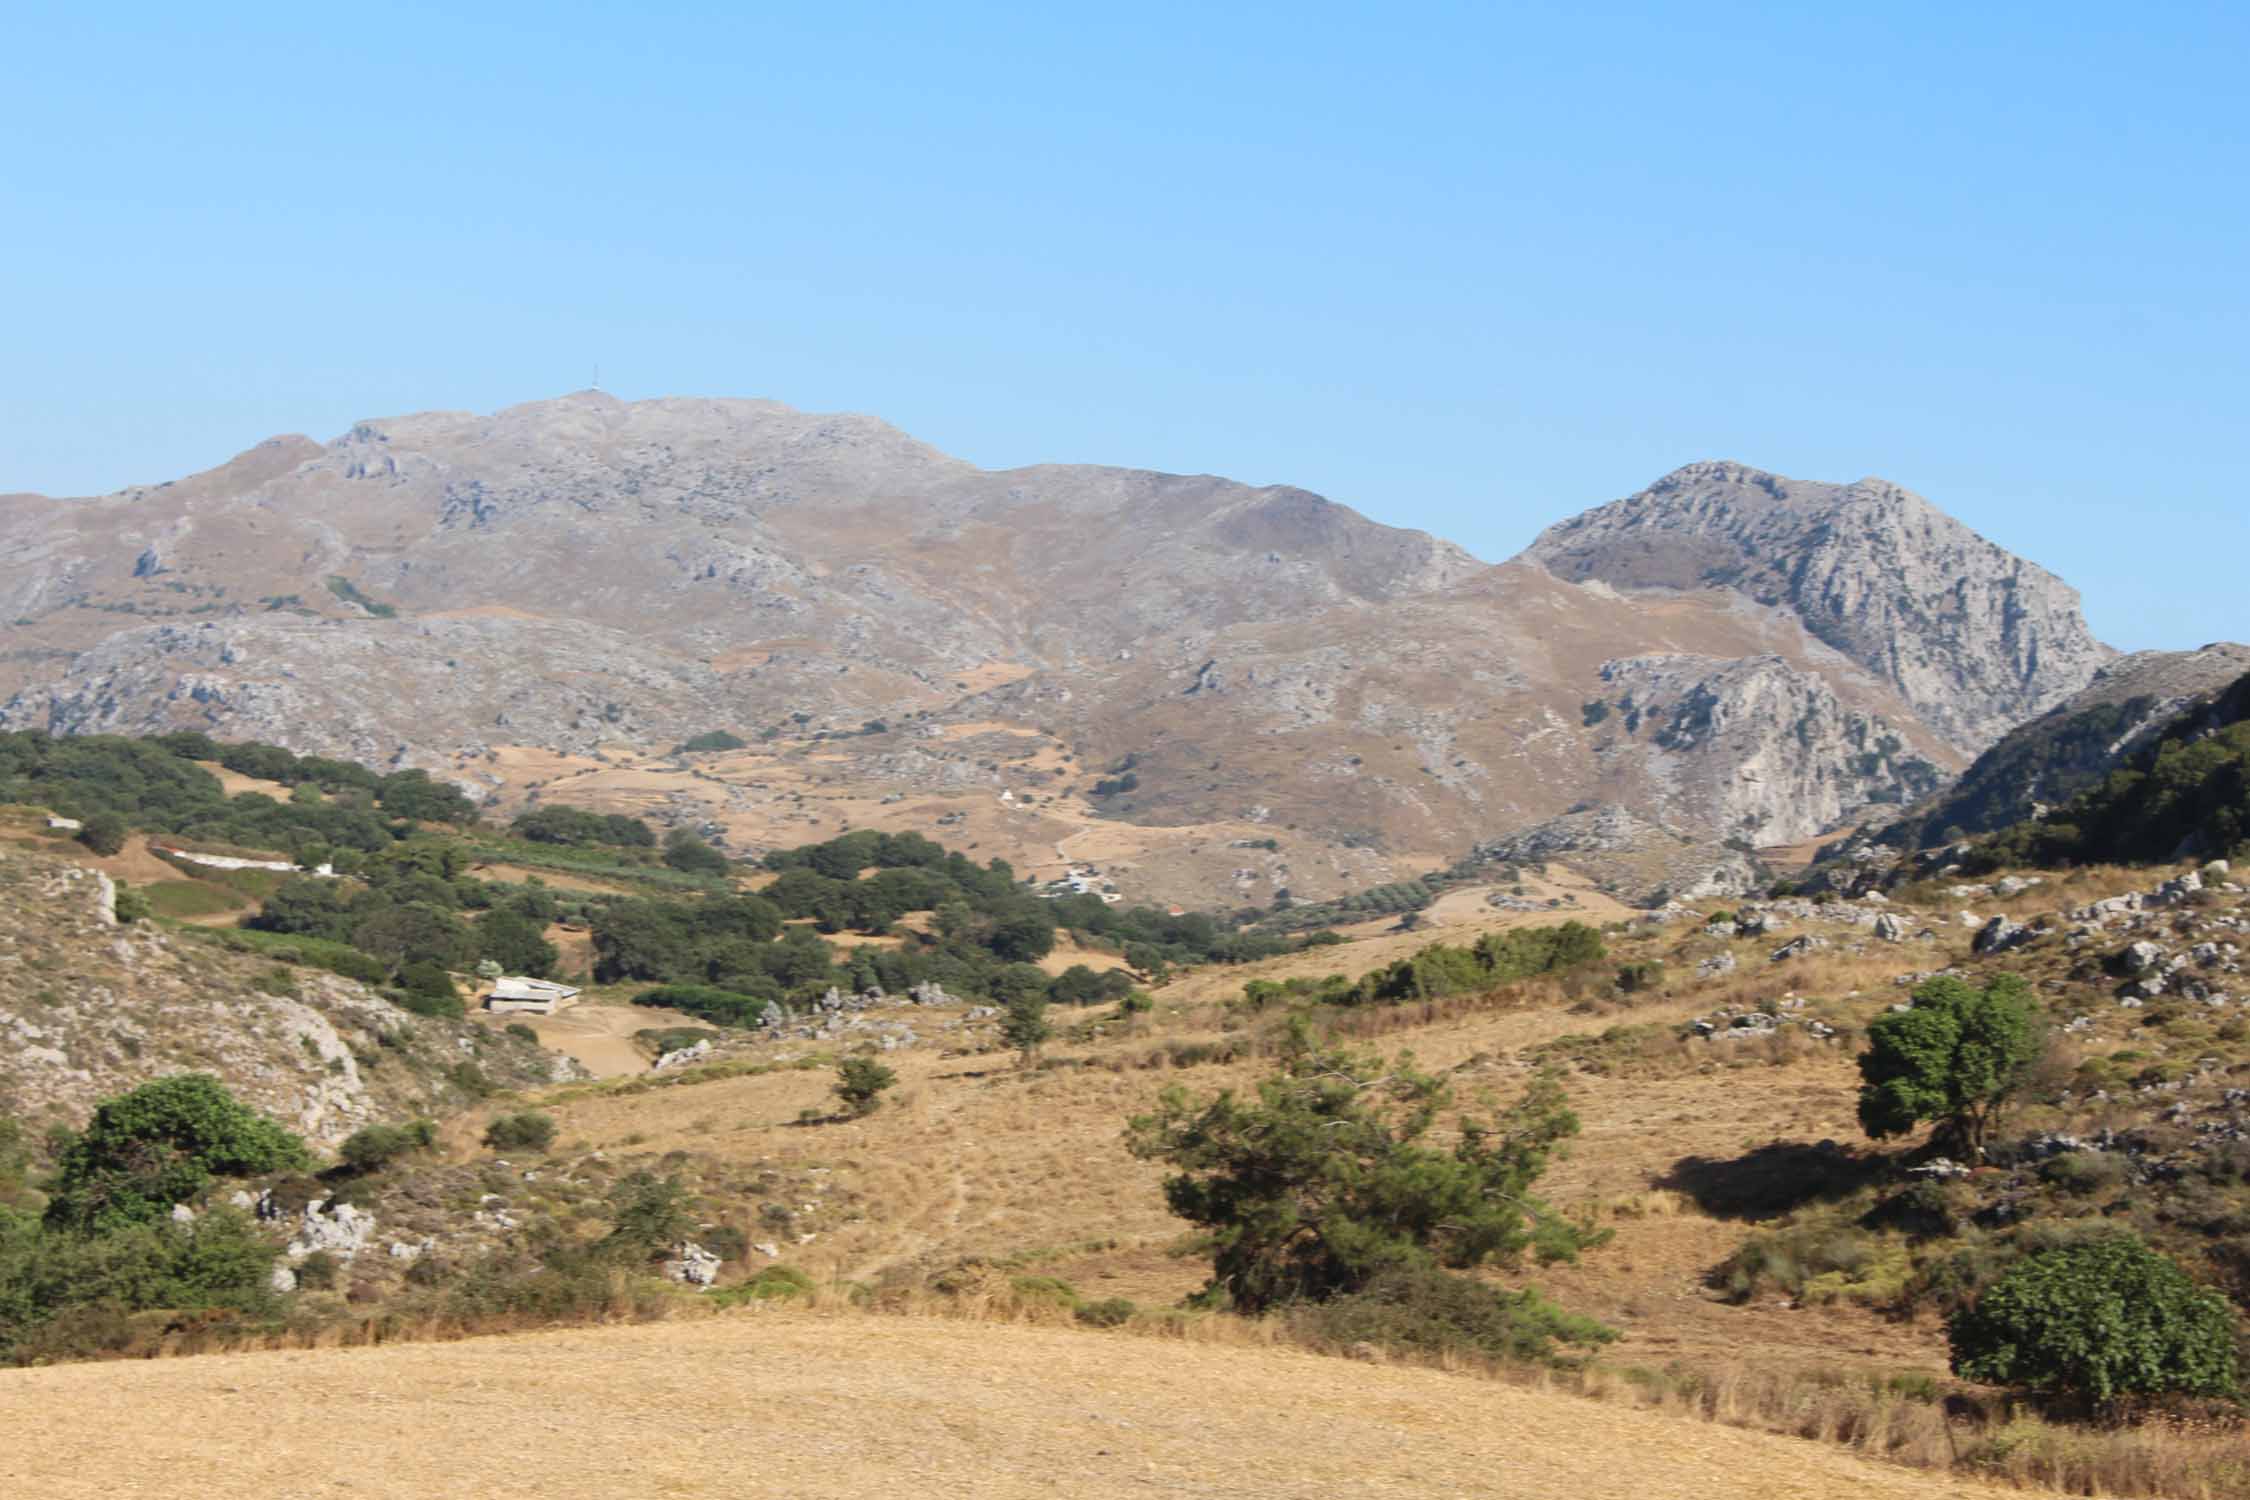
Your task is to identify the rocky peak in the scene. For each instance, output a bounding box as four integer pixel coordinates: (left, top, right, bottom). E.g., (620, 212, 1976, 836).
(1519, 461, 2115, 753)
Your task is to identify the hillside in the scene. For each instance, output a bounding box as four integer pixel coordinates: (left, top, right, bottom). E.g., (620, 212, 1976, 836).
(1873, 645, 2250, 854)
(7, 783, 2250, 1490)
(1969, 665, 2250, 869)
(0, 393, 2125, 903)
(0, 1313, 1996, 1500)
(0, 828, 562, 1144)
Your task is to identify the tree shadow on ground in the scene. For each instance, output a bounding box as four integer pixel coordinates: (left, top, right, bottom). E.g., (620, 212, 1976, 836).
(1657, 1141, 1888, 1221)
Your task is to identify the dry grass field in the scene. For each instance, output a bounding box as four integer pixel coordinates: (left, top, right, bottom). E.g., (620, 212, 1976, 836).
(0, 1310, 2002, 1500)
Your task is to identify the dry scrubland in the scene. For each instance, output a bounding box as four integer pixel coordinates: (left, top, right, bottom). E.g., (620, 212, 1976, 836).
(450, 734, 1434, 911)
(16, 853, 2250, 1496)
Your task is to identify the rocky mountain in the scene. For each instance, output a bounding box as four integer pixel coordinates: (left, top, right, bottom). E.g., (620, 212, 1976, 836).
(1522, 461, 2115, 751)
(0, 394, 2123, 902)
(1872, 643, 2250, 851)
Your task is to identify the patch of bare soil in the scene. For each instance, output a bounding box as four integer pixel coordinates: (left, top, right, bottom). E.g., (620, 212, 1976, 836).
(475, 996, 701, 1079)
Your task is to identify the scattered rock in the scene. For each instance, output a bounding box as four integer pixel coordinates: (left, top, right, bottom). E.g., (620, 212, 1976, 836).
(662, 1242, 723, 1289)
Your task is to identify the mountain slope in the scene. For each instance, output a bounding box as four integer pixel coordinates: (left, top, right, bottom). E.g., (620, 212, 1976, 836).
(0, 396, 2113, 901)
(0, 837, 564, 1144)
(1520, 460, 2114, 751)
(1877, 642, 2250, 850)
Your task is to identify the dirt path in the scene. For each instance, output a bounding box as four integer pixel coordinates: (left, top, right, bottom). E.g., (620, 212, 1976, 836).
(0, 1312, 2001, 1500)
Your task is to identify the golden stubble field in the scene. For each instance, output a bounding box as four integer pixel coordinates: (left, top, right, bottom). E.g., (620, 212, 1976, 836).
(5, 886, 2031, 1499)
(0, 1311, 2003, 1500)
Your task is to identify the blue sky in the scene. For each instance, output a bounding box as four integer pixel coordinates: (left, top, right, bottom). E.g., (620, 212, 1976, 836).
(4, 2, 2243, 650)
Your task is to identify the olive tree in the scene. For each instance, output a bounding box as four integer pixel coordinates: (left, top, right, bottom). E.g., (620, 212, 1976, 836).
(1857, 973, 2042, 1159)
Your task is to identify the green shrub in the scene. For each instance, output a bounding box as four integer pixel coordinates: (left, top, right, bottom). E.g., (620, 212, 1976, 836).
(714, 1264, 815, 1304)
(833, 1056, 898, 1117)
(699, 1225, 749, 1262)
(1292, 1266, 1615, 1366)
(76, 811, 129, 857)
(1614, 960, 1665, 994)
(44, 1075, 310, 1232)
(482, 1111, 557, 1154)
(1948, 1234, 2237, 1402)
(337, 1119, 436, 1173)
(600, 1172, 693, 1258)
(1858, 973, 2043, 1158)
(1127, 1024, 1601, 1311)
(1009, 1274, 1080, 1309)
(2037, 1150, 2128, 1197)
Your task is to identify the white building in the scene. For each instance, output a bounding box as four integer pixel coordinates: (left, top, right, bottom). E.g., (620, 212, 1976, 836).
(484, 976, 583, 1015)
(47, 816, 83, 832)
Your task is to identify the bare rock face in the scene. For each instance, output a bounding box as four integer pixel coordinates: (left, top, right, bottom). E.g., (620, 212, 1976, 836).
(1521, 461, 2115, 752)
(1468, 804, 1766, 906)
(1586, 653, 1946, 844)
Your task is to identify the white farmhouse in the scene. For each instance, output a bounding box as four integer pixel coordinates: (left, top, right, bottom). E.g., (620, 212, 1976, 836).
(484, 976, 583, 1015)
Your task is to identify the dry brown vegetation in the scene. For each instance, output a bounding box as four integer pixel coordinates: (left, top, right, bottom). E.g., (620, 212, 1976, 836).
(0, 1309, 2014, 1500)
(16, 852, 2250, 1496)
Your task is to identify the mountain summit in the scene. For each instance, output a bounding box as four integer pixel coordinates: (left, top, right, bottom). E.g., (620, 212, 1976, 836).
(1519, 461, 2115, 751)
(0, 396, 2119, 902)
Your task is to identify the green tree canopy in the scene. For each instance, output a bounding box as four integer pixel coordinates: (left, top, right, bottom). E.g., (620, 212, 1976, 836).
(475, 909, 559, 978)
(1857, 973, 2042, 1158)
(1948, 1235, 2238, 1403)
(46, 1075, 310, 1232)
(662, 828, 732, 876)
(76, 811, 129, 857)
(1126, 1022, 1600, 1311)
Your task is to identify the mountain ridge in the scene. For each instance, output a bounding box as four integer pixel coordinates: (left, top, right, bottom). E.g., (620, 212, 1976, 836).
(0, 392, 2121, 904)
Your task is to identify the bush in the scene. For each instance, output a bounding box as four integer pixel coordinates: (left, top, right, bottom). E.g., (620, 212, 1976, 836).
(295, 1249, 341, 1290)
(1948, 1234, 2237, 1403)
(714, 1264, 815, 1304)
(481, 1111, 557, 1154)
(1001, 992, 1050, 1062)
(2037, 1150, 2129, 1197)
(76, 811, 129, 857)
(661, 829, 731, 876)
(45, 1075, 311, 1232)
(698, 1225, 749, 1262)
(1075, 1296, 1138, 1328)
(601, 1172, 693, 1259)
(1614, 960, 1665, 994)
(833, 1056, 898, 1117)
(337, 1119, 436, 1173)
(1292, 1266, 1615, 1365)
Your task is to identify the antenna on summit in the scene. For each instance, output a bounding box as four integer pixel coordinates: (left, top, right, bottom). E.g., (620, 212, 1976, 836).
(592, 362, 601, 391)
